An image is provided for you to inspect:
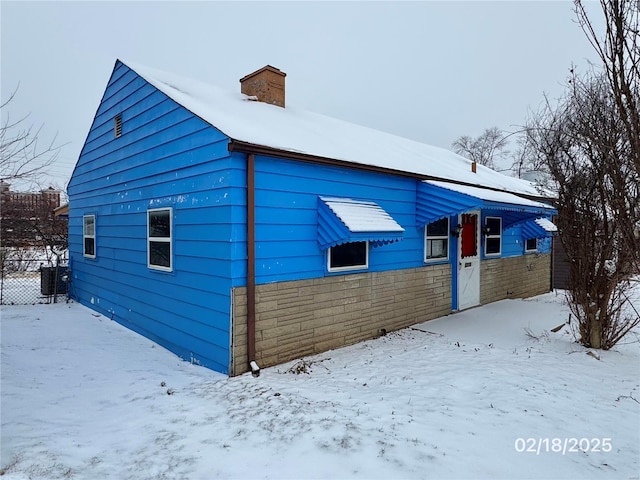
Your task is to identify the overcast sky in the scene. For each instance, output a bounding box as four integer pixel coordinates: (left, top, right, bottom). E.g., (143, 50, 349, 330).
(1, 1, 602, 191)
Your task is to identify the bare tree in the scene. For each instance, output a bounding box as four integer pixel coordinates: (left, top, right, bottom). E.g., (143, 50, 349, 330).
(1, 87, 68, 275)
(575, 0, 640, 174)
(451, 127, 509, 170)
(1, 87, 61, 186)
(508, 130, 556, 190)
(1, 194, 67, 260)
(528, 71, 639, 349)
(575, 0, 640, 268)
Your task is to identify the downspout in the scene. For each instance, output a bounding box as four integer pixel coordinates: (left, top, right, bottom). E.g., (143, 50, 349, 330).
(246, 153, 259, 377)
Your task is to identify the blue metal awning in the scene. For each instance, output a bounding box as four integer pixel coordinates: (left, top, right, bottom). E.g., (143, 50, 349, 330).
(520, 218, 558, 240)
(416, 182, 481, 226)
(317, 197, 405, 250)
(417, 181, 557, 227)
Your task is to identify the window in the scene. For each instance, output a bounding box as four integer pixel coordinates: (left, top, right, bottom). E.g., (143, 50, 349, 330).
(484, 217, 502, 256)
(114, 114, 122, 138)
(425, 217, 449, 261)
(148, 208, 172, 271)
(525, 238, 538, 252)
(83, 215, 95, 258)
(328, 241, 368, 272)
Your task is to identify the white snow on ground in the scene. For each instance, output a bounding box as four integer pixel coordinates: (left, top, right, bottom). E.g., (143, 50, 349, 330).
(0, 273, 43, 305)
(1, 288, 639, 479)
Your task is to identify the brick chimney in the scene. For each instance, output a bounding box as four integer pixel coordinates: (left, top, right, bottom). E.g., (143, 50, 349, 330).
(239, 65, 286, 107)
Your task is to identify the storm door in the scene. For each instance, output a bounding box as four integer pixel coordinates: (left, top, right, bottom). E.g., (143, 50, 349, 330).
(457, 210, 480, 310)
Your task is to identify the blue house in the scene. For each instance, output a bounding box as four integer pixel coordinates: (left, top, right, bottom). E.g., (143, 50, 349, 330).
(68, 60, 557, 375)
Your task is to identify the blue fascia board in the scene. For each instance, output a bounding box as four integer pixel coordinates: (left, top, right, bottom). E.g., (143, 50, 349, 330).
(482, 200, 556, 215)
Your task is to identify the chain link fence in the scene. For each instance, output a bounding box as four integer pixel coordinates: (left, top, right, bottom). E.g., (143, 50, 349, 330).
(0, 250, 69, 305)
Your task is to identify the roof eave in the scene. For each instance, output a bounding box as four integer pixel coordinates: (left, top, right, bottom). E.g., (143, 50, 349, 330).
(228, 139, 430, 180)
(228, 139, 556, 204)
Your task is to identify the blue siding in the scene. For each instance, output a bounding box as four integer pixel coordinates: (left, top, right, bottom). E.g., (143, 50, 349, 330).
(248, 157, 553, 288)
(480, 210, 553, 259)
(249, 157, 422, 284)
(68, 61, 244, 374)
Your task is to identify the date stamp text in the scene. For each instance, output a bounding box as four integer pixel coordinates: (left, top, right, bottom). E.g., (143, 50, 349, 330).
(514, 437, 612, 455)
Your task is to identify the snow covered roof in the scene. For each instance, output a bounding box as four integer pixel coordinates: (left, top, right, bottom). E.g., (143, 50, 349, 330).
(417, 181, 555, 229)
(122, 60, 544, 197)
(426, 181, 553, 210)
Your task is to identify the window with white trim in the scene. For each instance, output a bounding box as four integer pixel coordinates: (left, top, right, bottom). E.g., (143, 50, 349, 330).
(83, 215, 96, 258)
(328, 241, 368, 272)
(525, 238, 538, 252)
(484, 217, 502, 256)
(425, 217, 449, 262)
(148, 208, 172, 271)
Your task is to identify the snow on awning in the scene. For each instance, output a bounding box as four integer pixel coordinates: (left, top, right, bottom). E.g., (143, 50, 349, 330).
(520, 218, 558, 240)
(317, 197, 405, 250)
(535, 218, 558, 232)
(418, 181, 557, 228)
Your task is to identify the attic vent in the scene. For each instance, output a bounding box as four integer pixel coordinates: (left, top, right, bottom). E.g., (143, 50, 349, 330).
(114, 114, 122, 138)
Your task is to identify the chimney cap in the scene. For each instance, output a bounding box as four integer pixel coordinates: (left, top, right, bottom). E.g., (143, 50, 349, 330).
(239, 65, 286, 83)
